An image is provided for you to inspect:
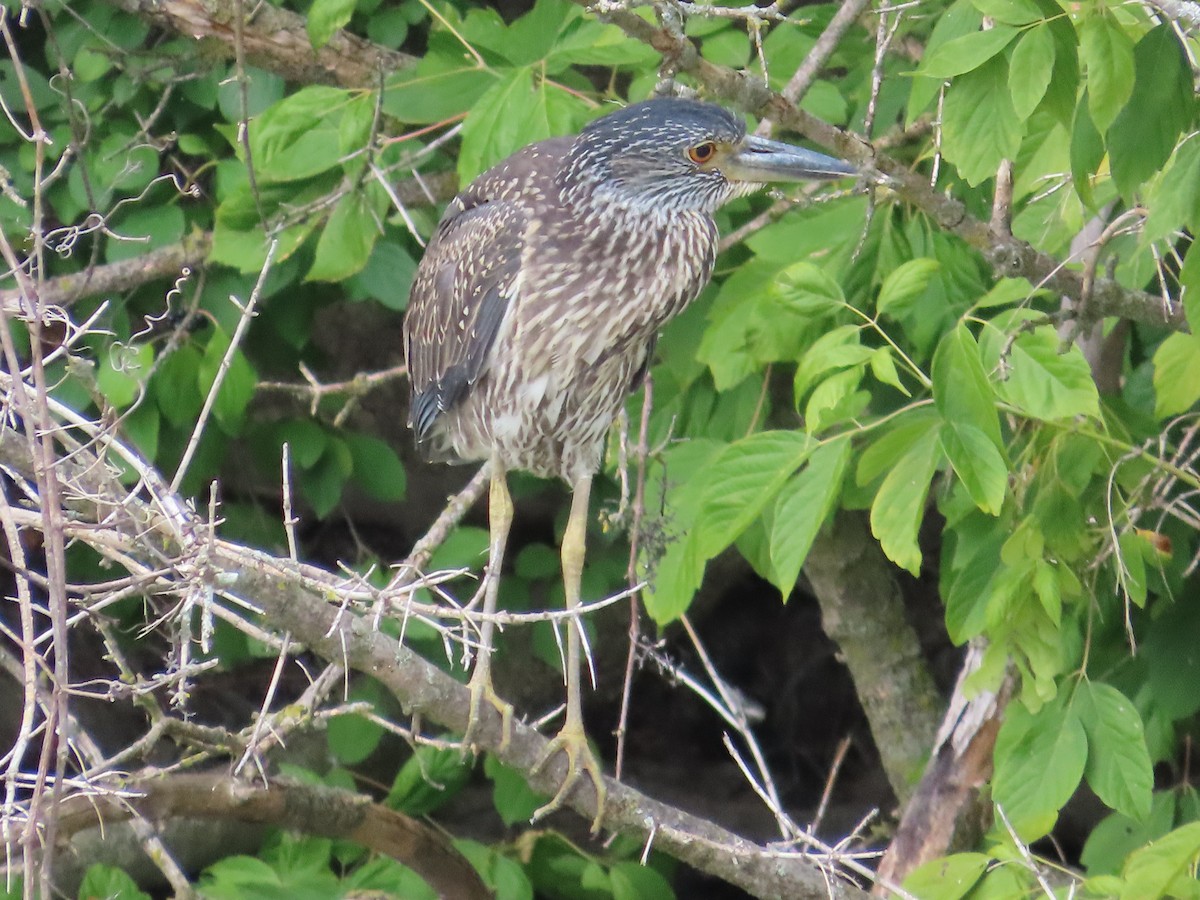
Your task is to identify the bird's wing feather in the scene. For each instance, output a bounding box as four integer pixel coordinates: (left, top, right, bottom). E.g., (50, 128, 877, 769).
(404, 198, 524, 441)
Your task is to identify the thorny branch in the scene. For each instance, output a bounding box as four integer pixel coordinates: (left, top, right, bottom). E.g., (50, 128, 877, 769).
(0, 405, 875, 900)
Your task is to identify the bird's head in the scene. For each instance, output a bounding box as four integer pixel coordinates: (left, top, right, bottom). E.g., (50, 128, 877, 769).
(563, 98, 855, 213)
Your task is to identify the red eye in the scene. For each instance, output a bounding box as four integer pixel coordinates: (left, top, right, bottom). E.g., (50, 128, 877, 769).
(687, 142, 717, 164)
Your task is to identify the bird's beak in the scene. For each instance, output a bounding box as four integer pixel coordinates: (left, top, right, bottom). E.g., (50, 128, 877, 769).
(722, 135, 856, 183)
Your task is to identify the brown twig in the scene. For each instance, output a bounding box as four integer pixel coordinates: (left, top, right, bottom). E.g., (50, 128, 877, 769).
(0, 231, 211, 314)
(96, 0, 416, 88)
(50, 774, 491, 900)
(756, 0, 873, 136)
(0, 421, 872, 900)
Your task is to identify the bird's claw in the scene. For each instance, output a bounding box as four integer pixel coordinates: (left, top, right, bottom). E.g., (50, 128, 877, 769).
(531, 725, 607, 834)
(463, 674, 514, 755)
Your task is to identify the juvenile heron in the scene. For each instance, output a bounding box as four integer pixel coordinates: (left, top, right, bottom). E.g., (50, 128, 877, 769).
(403, 98, 854, 830)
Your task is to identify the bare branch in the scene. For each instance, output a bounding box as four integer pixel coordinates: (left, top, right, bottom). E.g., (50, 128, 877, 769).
(97, 0, 417, 88)
(0, 423, 874, 900)
(48, 774, 491, 900)
(0, 232, 210, 315)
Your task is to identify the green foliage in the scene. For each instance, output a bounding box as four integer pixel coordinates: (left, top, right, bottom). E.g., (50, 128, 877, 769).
(78, 865, 152, 900)
(4, 0, 1199, 894)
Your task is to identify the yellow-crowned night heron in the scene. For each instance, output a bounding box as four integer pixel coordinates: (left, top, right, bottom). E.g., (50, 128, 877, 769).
(403, 98, 854, 830)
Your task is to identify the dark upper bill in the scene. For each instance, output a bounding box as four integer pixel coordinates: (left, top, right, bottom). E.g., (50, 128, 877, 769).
(723, 135, 856, 183)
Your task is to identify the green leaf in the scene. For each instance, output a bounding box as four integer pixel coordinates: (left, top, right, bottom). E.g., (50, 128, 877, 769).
(1183, 241, 1200, 334)
(940, 421, 1007, 515)
(610, 862, 674, 900)
(792, 325, 871, 403)
(869, 348, 910, 396)
(327, 712, 384, 766)
(768, 437, 850, 593)
(276, 418, 329, 470)
(945, 528, 1005, 643)
(346, 433, 406, 501)
(1008, 25, 1056, 120)
(1116, 530, 1148, 607)
(347, 240, 417, 310)
(970, 0, 1043, 24)
(198, 856, 282, 898)
(217, 65, 285, 123)
(307, 191, 381, 283)
(974, 276, 1038, 310)
(902, 853, 991, 899)
(869, 420, 941, 575)
(1077, 682, 1153, 822)
(307, 0, 356, 49)
(1071, 92, 1105, 209)
(79, 864, 152, 900)
(1146, 599, 1200, 719)
(458, 67, 586, 184)
(1079, 11, 1134, 134)
(1144, 137, 1200, 244)
(916, 26, 1019, 79)
(906, 0, 983, 121)
(300, 438, 353, 518)
(154, 345, 204, 429)
(484, 755, 545, 826)
(198, 328, 258, 434)
(985, 323, 1100, 421)
(932, 324, 1002, 449)
(367, 7, 409, 48)
(387, 746, 472, 816)
(804, 366, 869, 434)
(249, 86, 350, 182)
(341, 857, 433, 897)
(857, 408, 941, 485)
(1121, 822, 1200, 900)
(457, 840, 534, 900)
(73, 41, 112, 82)
(941, 55, 1022, 186)
(992, 697, 1088, 839)
(692, 431, 812, 562)
(876, 258, 940, 315)
(1082, 793, 1176, 875)
(382, 63, 497, 125)
(1153, 333, 1200, 418)
(769, 261, 845, 316)
(97, 342, 154, 410)
(106, 205, 185, 263)
(1108, 25, 1194, 200)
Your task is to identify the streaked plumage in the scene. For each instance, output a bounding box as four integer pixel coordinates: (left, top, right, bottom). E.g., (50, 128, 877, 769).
(402, 97, 854, 830)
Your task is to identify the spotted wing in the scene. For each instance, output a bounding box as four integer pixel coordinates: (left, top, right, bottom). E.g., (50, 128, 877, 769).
(403, 197, 524, 448)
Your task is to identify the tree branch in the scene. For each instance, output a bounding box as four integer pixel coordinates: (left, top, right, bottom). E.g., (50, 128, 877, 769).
(0, 426, 873, 900)
(1143, 0, 1200, 28)
(873, 646, 1014, 889)
(580, 0, 1187, 334)
(50, 773, 491, 900)
(0, 231, 211, 314)
(803, 511, 942, 806)
(0, 171, 457, 312)
(98, 0, 416, 88)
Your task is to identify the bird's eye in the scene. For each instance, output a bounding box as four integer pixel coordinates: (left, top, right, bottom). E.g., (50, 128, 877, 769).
(687, 142, 718, 165)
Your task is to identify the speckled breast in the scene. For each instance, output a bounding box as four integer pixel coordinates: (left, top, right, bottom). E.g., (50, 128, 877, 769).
(445, 202, 718, 481)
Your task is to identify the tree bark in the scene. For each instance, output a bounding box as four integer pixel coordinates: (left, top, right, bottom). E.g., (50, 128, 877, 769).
(803, 510, 942, 805)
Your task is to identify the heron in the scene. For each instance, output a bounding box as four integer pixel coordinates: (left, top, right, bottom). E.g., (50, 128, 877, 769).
(403, 97, 854, 831)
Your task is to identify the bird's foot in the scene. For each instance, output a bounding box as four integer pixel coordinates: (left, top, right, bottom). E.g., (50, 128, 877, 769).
(462, 671, 514, 755)
(531, 723, 607, 834)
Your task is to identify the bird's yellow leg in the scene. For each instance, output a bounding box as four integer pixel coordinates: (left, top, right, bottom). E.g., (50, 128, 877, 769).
(532, 473, 607, 833)
(463, 463, 515, 754)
